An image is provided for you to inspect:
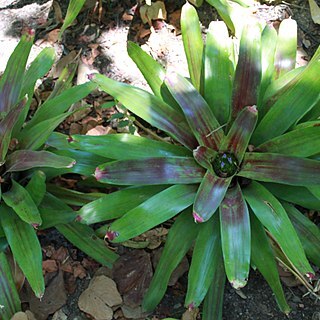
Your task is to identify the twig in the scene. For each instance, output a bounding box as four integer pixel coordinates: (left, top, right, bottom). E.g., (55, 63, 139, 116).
(134, 119, 169, 142)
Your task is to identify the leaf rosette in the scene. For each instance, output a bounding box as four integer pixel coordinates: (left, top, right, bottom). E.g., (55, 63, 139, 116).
(66, 5, 320, 318)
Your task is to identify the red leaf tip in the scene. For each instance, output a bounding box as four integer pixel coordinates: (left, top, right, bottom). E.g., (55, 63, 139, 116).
(94, 167, 107, 180)
(75, 215, 82, 222)
(105, 230, 119, 241)
(247, 105, 257, 114)
(32, 223, 40, 229)
(188, 302, 195, 311)
(193, 212, 204, 223)
(67, 136, 74, 143)
(306, 272, 315, 280)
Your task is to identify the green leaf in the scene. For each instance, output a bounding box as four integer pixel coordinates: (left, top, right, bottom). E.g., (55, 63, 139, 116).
(127, 41, 180, 110)
(5, 150, 75, 172)
(56, 222, 118, 268)
(243, 181, 314, 277)
(202, 255, 225, 320)
(23, 82, 96, 130)
(165, 72, 223, 150)
(0, 252, 21, 320)
(229, 23, 261, 126)
(39, 193, 76, 229)
(263, 183, 320, 211)
(0, 97, 27, 163)
(220, 183, 250, 289)
(25, 170, 46, 206)
(2, 180, 42, 226)
(95, 157, 204, 185)
(250, 212, 290, 314)
(0, 204, 44, 298)
(220, 105, 257, 162)
(143, 209, 199, 311)
(258, 24, 277, 114)
(193, 171, 231, 222)
(46, 184, 102, 206)
(43, 148, 109, 178)
(185, 214, 221, 308)
(92, 74, 197, 150)
(13, 47, 56, 137)
(0, 32, 33, 114)
(70, 133, 191, 159)
(204, 21, 233, 124)
(256, 126, 320, 157)
(252, 60, 320, 144)
(181, 2, 204, 92)
(239, 153, 320, 186)
(48, 63, 78, 99)
(78, 185, 166, 224)
(274, 19, 297, 79)
(18, 113, 72, 150)
(59, 0, 86, 38)
(206, 0, 236, 35)
(283, 202, 320, 267)
(107, 185, 197, 243)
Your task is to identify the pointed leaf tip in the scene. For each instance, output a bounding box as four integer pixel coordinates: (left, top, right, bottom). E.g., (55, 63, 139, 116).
(188, 302, 196, 311)
(306, 272, 315, 280)
(94, 167, 106, 180)
(67, 160, 76, 168)
(105, 230, 119, 241)
(193, 212, 204, 223)
(231, 278, 247, 289)
(248, 105, 258, 113)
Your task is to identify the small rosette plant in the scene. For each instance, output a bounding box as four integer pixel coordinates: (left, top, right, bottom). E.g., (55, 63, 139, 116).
(66, 3, 320, 318)
(0, 31, 119, 319)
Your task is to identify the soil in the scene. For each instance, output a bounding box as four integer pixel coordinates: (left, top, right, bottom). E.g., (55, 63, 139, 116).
(0, 0, 320, 319)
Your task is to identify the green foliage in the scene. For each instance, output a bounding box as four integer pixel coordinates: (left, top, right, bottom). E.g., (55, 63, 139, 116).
(0, 31, 115, 319)
(56, 5, 320, 319)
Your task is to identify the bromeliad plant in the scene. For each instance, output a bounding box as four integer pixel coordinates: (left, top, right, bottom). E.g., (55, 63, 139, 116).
(0, 30, 119, 319)
(66, 3, 320, 318)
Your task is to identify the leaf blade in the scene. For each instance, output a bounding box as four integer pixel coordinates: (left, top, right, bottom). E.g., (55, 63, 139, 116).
(239, 153, 320, 186)
(95, 157, 204, 185)
(220, 183, 250, 289)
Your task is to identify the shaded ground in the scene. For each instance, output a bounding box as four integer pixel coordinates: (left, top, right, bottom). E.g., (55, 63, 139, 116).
(1, 0, 320, 319)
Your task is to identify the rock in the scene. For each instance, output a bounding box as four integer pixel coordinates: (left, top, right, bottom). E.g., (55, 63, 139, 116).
(10, 311, 36, 320)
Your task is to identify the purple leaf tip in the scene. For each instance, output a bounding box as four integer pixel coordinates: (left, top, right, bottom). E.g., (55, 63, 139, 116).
(67, 136, 74, 143)
(75, 215, 82, 222)
(105, 230, 119, 241)
(193, 212, 204, 223)
(32, 223, 40, 229)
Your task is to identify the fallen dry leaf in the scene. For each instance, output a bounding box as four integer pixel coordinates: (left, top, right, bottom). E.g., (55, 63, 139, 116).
(140, 1, 167, 25)
(89, 275, 122, 307)
(73, 261, 87, 279)
(309, 0, 320, 24)
(43, 259, 58, 273)
(51, 246, 68, 263)
(26, 271, 67, 320)
(78, 289, 113, 320)
(113, 250, 153, 308)
(11, 311, 36, 320)
(78, 275, 121, 320)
